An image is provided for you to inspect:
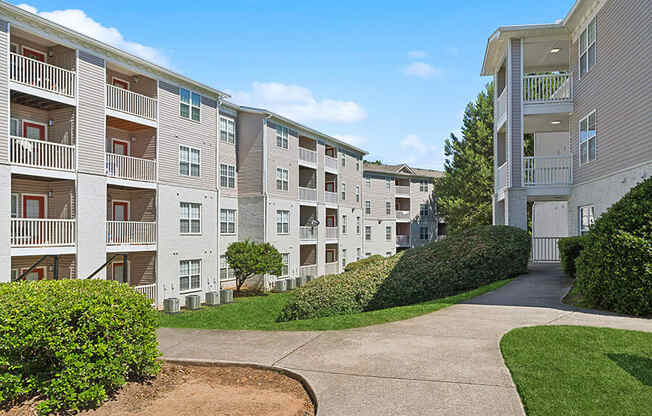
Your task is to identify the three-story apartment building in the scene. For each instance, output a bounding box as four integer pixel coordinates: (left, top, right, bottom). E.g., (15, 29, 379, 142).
(482, 0, 650, 261)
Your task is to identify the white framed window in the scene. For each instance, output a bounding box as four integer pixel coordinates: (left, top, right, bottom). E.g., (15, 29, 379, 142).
(419, 226, 429, 240)
(276, 168, 289, 191)
(579, 17, 596, 78)
(579, 111, 597, 165)
(356, 161, 360, 171)
(420, 180, 429, 192)
(365, 226, 372, 241)
(179, 259, 201, 292)
(385, 225, 392, 240)
(180, 88, 201, 122)
(355, 185, 360, 203)
(220, 256, 234, 281)
(180, 202, 201, 234)
(220, 209, 236, 234)
(356, 248, 361, 261)
(279, 253, 289, 277)
(11, 269, 18, 282)
(220, 116, 235, 144)
(276, 124, 289, 149)
(342, 215, 347, 234)
(365, 200, 371, 215)
(341, 152, 346, 167)
(342, 248, 347, 267)
(220, 163, 236, 188)
(11, 193, 19, 218)
(10, 118, 19, 136)
(385, 201, 391, 215)
(276, 210, 289, 234)
(579, 205, 595, 235)
(356, 216, 361, 234)
(179, 145, 201, 177)
(365, 176, 371, 188)
(420, 203, 429, 217)
(386, 177, 391, 190)
(341, 183, 346, 201)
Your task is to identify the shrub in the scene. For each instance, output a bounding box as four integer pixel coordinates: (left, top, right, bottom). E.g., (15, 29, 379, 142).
(279, 225, 530, 321)
(575, 177, 652, 316)
(558, 235, 588, 278)
(344, 254, 384, 272)
(0, 279, 160, 414)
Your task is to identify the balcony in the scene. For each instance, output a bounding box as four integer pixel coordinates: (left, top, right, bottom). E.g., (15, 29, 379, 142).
(106, 84, 158, 124)
(325, 226, 338, 240)
(324, 155, 338, 172)
(395, 185, 410, 196)
(10, 136, 75, 172)
(10, 218, 76, 248)
(396, 210, 411, 221)
(299, 186, 317, 202)
(300, 226, 317, 241)
(324, 262, 338, 275)
(523, 156, 572, 186)
(298, 147, 317, 166)
(522, 73, 573, 115)
(324, 191, 337, 204)
(396, 234, 410, 247)
(133, 283, 157, 306)
(9, 52, 76, 100)
(106, 153, 157, 183)
(106, 221, 157, 247)
(299, 264, 317, 278)
(495, 88, 507, 128)
(496, 162, 508, 190)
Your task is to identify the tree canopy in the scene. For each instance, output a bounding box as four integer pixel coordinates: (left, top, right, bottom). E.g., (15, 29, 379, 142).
(224, 240, 283, 293)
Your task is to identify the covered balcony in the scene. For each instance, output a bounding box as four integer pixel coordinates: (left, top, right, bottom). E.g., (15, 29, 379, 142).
(105, 62, 158, 126)
(395, 198, 411, 221)
(106, 186, 157, 251)
(324, 144, 338, 172)
(298, 166, 317, 202)
(105, 119, 157, 184)
(299, 245, 317, 278)
(324, 172, 338, 204)
(395, 178, 410, 196)
(325, 208, 338, 241)
(107, 252, 157, 305)
(396, 223, 410, 247)
(298, 136, 317, 167)
(299, 206, 318, 242)
(11, 254, 76, 281)
(325, 244, 339, 275)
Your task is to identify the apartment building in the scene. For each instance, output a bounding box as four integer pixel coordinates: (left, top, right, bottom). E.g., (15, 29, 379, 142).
(482, 0, 651, 261)
(362, 162, 443, 256)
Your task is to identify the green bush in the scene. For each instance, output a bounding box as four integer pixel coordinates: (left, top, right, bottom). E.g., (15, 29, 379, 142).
(575, 178, 652, 316)
(344, 254, 384, 272)
(279, 225, 530, 321)
(558, 235, 588, 278)
(0, 279, 160, 414)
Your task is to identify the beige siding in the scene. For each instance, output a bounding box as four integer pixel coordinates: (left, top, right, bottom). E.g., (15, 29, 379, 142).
(106, 251, 155, 286)
(337, 148, 364, 209)
(0, 21, 8, 163)
(218, 110, 238, 198)
(105, 126, 156, 159)
(236, 113, 264, 196)
(509, 38, 522, 187)
(158, 81, 217, 190)
(106, 187, 156, 221)
(570, 0, 652, 184)
(106, 67, 157, 98)
(266, 121, 299, 200)
(12, 254, 76, 280)
(11, 103, 75, 144)
(12, 177, 75, 218)
(363, 172, 395, 219)
(10, 35, 75, 71)
(77, 51, 106, 174)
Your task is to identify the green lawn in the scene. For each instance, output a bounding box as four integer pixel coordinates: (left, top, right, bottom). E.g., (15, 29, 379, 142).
(501, 326, 652, 416)
(158, 279, 512, 331)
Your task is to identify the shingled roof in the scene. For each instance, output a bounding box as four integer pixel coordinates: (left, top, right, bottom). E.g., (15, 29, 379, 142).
(363, 162, 443, 179)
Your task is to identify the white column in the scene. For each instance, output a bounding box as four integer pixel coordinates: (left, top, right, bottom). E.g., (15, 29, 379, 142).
(76, 173, 107, 278)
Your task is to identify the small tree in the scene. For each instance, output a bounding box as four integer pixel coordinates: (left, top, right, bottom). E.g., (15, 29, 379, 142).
(225, 239, 283, 294)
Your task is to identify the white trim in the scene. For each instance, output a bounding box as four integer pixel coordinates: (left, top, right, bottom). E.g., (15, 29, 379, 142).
(111, 199, 130, 221)
(219, 163, 237, 189)
(21, 193, 48, 219)
(577, 16, 597, 80)
(111, 137, 130, 156)
(110, 259, 130, 284)
(10, 117, 20, 136)
(111, 76, 130, 90)
(179, 144, 201, 177)
(21, 45, 47, 63)
(578, 109, 597, 167)
(179, 201, 202, 236)
(178, 86, 201, 122)
(11, 192, 20, 218)
(219, 115, 236, 145)
(219, 208, 237, 235)
(21, 266, 47, 281)
(22, 119, 48, 141)
(178, 258, 202, 294)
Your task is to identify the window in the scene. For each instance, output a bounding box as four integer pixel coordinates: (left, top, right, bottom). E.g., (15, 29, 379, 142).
(342, 249, 347, 268)
(279, 253, 289, 277)
(419, 226, 429, 240)
(365, 252, 371, 257)
(276, 124, 289, 149)
(220, 256, 234, 281)
(276, 168, 289, 191)
(356, 248, 361, 261)
(179, 259, 201, 292)
(365, 226, 372, 241)
(420, 180, 429, 192)
(11, 269, 17, 282)
(219, 163, 236, 188)
(365, 176, 371, 188)
(385, 201, 391, 215)
(220, 116, 235, 144)
(276, 210, 289, 234)
(420, 203, 429, 217)
(10, 118, 19, 136)
(579, 111, 597, 165)
(356, 161, 360, 171)
(579, 205, 595, 235)
(355, 185, 360, 203)
(220, 209, 236, 234)
(180, 202, 201, 234)
(356, 216, 361, 234)
(341, 151, 346, 167)
(342, 215, 347, 234)
(579, 17, 596, 78)
(179, 145, 200, 177)
(386, 177, 391, 190)
(341, 183, 346, 201)
(365, 200, 371, 215)
(385, 225, 392, 241)
(180, 88, 200, 121)
(11, 193, 19, 218)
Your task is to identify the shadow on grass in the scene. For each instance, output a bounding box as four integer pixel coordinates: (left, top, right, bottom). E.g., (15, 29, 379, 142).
(607, 353, 652, 386)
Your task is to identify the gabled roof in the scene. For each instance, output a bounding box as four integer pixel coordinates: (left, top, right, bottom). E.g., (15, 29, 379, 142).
(363, 162, 443, 179)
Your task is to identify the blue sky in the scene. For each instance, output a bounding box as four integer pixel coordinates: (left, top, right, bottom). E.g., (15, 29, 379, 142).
(16, 0, 574, 169)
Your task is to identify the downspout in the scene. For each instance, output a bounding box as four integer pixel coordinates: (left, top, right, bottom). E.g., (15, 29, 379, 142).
(262, 115, 271, 289)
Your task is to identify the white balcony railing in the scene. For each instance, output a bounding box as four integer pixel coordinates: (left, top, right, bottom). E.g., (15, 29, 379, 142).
(298, 147, 317, 164)
(523, 156, 572, 186)
(299, 186, 317, 202)
(106, 153, 157, 182)
(133, 283, 157, 306)
(299, 264, 317, 278)
(325, 262, 338, 275)
(396, 235, 410, 246)
(495, 88, 507, 121)
(106, 221, 157, 245)
(10, 52, 76, 97)
(300, 226, 317, 241)
(324, 155, 338, 171)
(395, 185, 410, 195)
(396, 210, 411, 220)
(496, 162, 509, 189)
(324, 191, 337, 204)
(531, 237, 561, 263)
(10, 136, 75, 171)
(523, 73, 571, 103)
(106, 84, 158, 121)
(325, 226, 338, 240)
(10, 218, 76, 247)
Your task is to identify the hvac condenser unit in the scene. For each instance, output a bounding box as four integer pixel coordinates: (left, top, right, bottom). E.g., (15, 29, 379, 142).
(286, 278, 296, 290)
(220, 289, 234, 304)
(163, 298, 180, 314)
(205, 291, 220, 306)
(185, 294, 201, 310)
(274, 279, 287, 292)
(295, 276, 306, 287)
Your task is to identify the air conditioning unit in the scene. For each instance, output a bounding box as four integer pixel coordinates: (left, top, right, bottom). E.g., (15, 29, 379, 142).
(205, 291, 220, 306)
(163, 298, 180, 314)
(220, 289, 234, 304)
(305, 275, 313, 283)
(185, 294, 201, 310)
(274, 279, 287, 292)
(286, 278, 296, 290)
(295, 276, 306, 287)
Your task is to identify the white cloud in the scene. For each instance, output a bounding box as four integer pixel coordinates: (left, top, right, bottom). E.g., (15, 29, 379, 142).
(335, 134, 368, 147)
(378, 134, 444, 169)
(17, 4, 170, 67)
(407, 50, 427, 59)
(403, 62, 440, 79)
(231, 82, 367, 123)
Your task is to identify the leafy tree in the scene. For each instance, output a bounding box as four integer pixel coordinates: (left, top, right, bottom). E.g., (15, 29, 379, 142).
(224, 240, 283, 294)
(434, 83, 494, 233)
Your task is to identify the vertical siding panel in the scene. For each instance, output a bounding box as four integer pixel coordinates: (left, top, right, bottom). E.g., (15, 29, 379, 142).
(509, 38, 522, 188)
(0, 20, 8, 163)
(77, 51, 105, 174)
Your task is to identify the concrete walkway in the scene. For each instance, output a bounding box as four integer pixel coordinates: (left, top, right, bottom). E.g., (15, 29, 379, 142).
(158, 265, 652, 416)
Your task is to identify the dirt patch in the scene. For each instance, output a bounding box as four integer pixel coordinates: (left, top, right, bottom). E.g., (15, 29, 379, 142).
(3, 363, 314, 416)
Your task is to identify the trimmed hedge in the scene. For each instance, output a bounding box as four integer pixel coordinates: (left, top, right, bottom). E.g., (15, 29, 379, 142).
(0, 280, 160, 414)
(344, 254, 384, 272)
(575, 177, 652, 316)
(279, 225, 530, 321)
(558, 235, 587, 278)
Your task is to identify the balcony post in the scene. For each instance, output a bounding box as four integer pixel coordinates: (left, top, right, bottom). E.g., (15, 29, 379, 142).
(53, 255, 59, 280)
(122, 253, 128, 283)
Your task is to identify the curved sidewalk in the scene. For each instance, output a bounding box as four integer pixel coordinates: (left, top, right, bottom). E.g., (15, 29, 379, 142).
(158, 264, 652, 416)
